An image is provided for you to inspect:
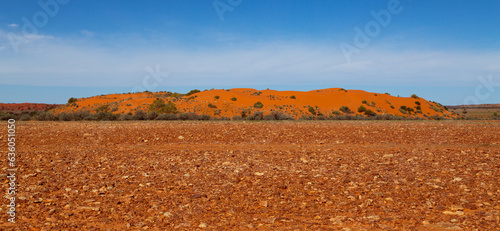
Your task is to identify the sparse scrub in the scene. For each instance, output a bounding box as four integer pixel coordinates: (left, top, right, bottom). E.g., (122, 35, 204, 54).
(253, 101, 264, 109)
(186, 89, 200, 96)
(308, 106, 316, 115)
(339, 106, 351, 114)
(364, 109, 376, 116)
(358, 105, 367, 113)
(247, 112, 264, 120)
(133, 110, 148, 120)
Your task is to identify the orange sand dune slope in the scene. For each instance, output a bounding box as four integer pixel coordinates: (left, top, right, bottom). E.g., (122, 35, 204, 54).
(55, 88, 456, 119)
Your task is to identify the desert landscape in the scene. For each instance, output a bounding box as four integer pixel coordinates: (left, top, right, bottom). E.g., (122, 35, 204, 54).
(3, 1, 500, 230)
(1, 120, 499, 230)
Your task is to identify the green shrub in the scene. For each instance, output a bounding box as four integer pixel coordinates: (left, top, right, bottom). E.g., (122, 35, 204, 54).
(253, 101, 264, 108)
(308, 106, 316, 115)
(231, 97, 237, 101)
(208, 103, 217, 108)
(67, 97, 77, 105)
(399, 108, 408, 114)
(247, 112, 264, 120)
(149, 99, 177, 114)
(96, 104, 109, 113)
(263, 111, 294, 120)
(411, 94, 419, 99)
(362, 100, 368, 104)
(290, 95, 296, 99)
(339, 106, 351, 114)
(58, 112, 74, 121)
(358, 105, 367, 113)
(332, 111, 341, 116)
(119, 113, 134, 121)
(186, 89, 201, 96)
(19, 115, 31, 121)
(214, 96, 220, 100)
(390, 105, 395, 109)
(148, 111, 158, 120)
(415, 101, 421, 105)
(364, 110, 376, 116)
(133, 110, 148, 120)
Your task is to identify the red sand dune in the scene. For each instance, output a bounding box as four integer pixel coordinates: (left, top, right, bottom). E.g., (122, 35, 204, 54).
(54, 88, 456, 119)
(0, 103, 61, 112)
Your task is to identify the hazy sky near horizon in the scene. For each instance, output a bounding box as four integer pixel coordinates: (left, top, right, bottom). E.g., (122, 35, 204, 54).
(1, 0, 499, 104)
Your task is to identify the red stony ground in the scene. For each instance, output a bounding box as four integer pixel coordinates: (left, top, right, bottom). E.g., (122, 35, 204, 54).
(1, 121, 499, 230)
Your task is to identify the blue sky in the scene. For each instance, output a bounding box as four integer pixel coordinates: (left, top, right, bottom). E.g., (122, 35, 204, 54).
(1, 0, 499, 105)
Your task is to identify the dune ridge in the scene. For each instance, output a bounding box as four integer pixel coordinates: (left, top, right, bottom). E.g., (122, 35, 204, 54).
(55, 88, 455, 119)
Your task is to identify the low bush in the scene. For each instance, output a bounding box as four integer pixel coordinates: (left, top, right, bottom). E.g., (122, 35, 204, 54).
(133, 110, 148, 120)
(155, 113, 179, 120)
(247, 112, 264, 120)
(308, 106, 316, 115)
(253, 101, 264, 109)
(364, 110, 376, 116)
(339, 106, 351, 114)
(358, 105, 367, 113)
(186, 89, 201, 96)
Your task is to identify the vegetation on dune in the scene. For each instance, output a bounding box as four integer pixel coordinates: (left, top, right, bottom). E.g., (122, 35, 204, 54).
(186, 89, 201, 96)
(253, 101, 264, 109)
(358, 105, 367, 113)
(339, 106, 352, 114)
(149, 99, 177, 114)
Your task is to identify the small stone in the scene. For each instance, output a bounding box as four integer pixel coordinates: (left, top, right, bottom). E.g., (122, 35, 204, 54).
(383, 154, 394, 158)
(259, 201, 268, 207)
(163, 212, 173, 218)
(254, 172, 264, 176)
(452, 177, 462, 182)
(198, 223, 207, 228)
(450, 205, 464, 211)
(443, 211, 465, 216)
(178, 136, 184, 140)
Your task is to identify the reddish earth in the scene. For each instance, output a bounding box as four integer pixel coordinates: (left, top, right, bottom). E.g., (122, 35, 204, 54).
(55, 88, 456, 119)
(0, 103, 60, 113)
(1, 121, 499, 230)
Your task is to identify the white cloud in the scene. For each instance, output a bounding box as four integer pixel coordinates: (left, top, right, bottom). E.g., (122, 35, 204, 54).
(80, 29, 94, 37)
(7, 23, 19, 28)
(0, 30, 499, 90)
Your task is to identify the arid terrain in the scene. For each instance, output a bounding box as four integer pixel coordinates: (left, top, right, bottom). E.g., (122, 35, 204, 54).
(1, 121, 499, 230)
(0, 103, 60, 113)
(447, 104, 500, 119)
